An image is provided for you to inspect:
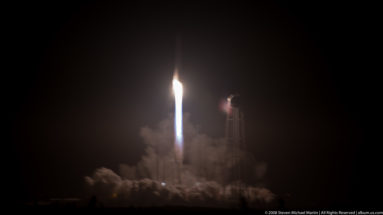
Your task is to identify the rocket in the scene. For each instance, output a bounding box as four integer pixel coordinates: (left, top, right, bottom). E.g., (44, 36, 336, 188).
(173, 34, 183, 163)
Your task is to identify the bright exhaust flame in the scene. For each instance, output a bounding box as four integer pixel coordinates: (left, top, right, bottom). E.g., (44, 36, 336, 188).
(173, 75, 183, 160)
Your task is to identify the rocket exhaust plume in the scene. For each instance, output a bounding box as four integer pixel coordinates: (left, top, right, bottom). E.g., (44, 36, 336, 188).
(173, 73, 183, 162)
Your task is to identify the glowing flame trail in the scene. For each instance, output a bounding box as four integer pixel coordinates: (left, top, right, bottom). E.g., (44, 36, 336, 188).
(172, 74, 183, 161)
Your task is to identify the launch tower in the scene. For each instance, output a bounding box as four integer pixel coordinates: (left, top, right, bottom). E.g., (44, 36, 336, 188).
(225, 94, 247, 202)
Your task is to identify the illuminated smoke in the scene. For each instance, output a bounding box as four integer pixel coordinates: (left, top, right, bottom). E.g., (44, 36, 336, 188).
(172, 74, 183, 161)
(85, 167, 275, 208)
(85, 115, 275, 208)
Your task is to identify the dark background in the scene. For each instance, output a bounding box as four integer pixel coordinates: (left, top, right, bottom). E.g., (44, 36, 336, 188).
(6, 0, 380, 209)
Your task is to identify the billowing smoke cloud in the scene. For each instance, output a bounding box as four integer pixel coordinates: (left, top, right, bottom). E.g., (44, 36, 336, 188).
(85, 167, 274, 208)
(85, 114, 275, 208)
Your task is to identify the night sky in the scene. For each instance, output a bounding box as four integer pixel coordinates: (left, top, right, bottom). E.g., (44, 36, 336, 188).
(7, 1, 380, 209)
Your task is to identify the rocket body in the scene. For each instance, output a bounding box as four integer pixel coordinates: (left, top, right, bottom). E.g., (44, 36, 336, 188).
(173, 75, 183, 161)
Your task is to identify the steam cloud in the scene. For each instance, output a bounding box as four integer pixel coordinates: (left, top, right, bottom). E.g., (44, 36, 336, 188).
(85, 114, 275, 208)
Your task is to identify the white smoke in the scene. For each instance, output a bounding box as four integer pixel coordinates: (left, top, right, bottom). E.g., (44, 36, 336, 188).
(85, 114, 275, 208)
